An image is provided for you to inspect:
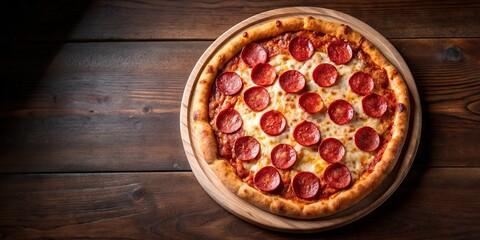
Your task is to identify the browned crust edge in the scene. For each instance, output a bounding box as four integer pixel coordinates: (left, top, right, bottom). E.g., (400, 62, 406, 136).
(191, 16, 410, 219)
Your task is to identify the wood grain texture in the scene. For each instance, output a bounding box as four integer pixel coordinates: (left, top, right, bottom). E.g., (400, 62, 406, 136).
(0, 42, 210, 172)
(394, 39, 480, 167)
(1, 38, 479, 172)
(1, 1, 478, 238)
(0, 168, 478, 239)
(3, 0, 480, 41)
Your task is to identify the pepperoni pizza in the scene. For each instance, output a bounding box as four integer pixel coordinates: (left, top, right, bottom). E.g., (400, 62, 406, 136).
(191, 16, 409, 219)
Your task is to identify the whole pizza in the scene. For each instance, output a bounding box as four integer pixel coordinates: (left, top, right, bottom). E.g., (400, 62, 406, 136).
(191, 16, 409, 219)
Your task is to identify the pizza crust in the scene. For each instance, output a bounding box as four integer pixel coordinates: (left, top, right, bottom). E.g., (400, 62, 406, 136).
(191, 16, 409, 219)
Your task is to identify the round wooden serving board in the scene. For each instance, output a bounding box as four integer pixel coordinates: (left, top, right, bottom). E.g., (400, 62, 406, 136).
(180, 7, 421, 232)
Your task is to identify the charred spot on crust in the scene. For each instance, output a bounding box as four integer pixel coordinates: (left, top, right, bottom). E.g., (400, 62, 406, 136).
(397, 103, 406, 112)
(276, 20, 282, 27)
(392, 69, 398, 76)
(193, 110, 200, 120)
(206, 65, 214, 74)
(275, 201, 285, 211)
(359, 37, 365, 46)
(314, 31, 325, 37)
(219, 54, 226, 65)
(342, 25, 349, 35)
(354, 37, 366, 53)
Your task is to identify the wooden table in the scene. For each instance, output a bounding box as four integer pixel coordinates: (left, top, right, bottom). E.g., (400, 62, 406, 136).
(1, 1, 479, 238)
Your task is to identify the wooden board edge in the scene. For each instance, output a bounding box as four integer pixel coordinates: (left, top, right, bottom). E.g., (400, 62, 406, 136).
(180, 7, 422, 232)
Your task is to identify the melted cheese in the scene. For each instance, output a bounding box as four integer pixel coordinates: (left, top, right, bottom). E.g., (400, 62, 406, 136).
(234, 52, 387, 182)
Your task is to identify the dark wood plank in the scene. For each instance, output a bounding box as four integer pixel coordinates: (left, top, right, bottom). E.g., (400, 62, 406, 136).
(4, 0, 480, 41)
(394, 39, 480, 167)
(0, 41, 210, 172)
(0, 168, 478, 239)
(0, 39, 478, 173)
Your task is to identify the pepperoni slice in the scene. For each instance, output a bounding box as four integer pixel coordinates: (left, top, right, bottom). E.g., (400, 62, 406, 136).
(323, 163, 352, 189)
(279, 70, 306, 93)
(293, 121, 321, 146)
(355, 126, 380, 152)
(260, 110, 287, 136)
(216, 108, 242, 134)
(254, 166, 281, 192)
(292, 171, 321, 200)
(372, 69, 389, 89)
(362, 93, 388, 118)
(251, 63, 276, 86)
(288, 36, 314, 61)
(319, 138, 345, 163)
(241, 43, 268, 68)
(349, 72, 374, 96)
(234, 136, 260, 161)
(328, 41, 353, 65)
(271, 144, 297, 170)
(215, 72, 243, 96)
(328, 99, 354, 125)
(313, 63, 339, 87)
(299, 92, 324, 114)
(244, 86, 270, 111)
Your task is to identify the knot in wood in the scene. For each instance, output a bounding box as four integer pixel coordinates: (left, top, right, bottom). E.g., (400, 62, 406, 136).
(143, 106, 152, 113)
(132, 188, 146, 201)
(444, 46, 463, 61)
